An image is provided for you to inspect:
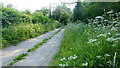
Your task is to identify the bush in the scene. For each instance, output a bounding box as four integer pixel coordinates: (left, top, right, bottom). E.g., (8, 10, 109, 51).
(2, 22, 62, 47)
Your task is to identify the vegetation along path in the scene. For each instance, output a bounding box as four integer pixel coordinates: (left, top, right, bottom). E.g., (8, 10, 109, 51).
(13, 29, 64, 66)
(1, 28, 63, 66)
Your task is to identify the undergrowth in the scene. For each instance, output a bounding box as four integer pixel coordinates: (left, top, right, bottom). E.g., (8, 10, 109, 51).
(2, 22, 62, 48)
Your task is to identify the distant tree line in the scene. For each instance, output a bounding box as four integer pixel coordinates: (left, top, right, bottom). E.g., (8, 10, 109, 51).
(1, 1, 120, 26)
(74, 1, 120, 22)
(1, 3, 58, 27)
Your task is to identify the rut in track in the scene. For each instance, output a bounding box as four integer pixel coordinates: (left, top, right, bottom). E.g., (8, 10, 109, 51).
(0, 28, 63, 66)
(13, 29, 64, 66)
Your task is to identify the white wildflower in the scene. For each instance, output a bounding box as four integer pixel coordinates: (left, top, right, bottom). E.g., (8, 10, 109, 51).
(59, 64, 66, 66)
(111, 27, 117, 31)
(95, 16, 103, 19)
(74, 55, 77, 57)
(63, 57, 66, 60)
(112, 44, 116, 47)
(106, 37, 117, 42)
(59, 64, 63, 66)
(97, 34, 106, 37)
(116, 33, 120, 36)
(93, 22, 98, 24)
(112, 14, 114, 16)
(60, 57, 66, 61)
(68, 55, 78, 60)
(107, 61, 112, 65)
(115, 13, 117, 14)
(82, 62, 88, 66)
(60, 59, 64, 61)
(107, 11, 113, 14)
(113, 52, 117, 66)
(87, 32, 91, 35)
(69, 56, 73, 59)
(99, 64, 103, 66)
(116, 37, 120, 40)
(65, 62, 68, 66)
(96, 56, 102, 58)
(104, 19, 108, 22)
(73, 55, 78, 59)
(68, 57, 71, 60)
(104, 54, 110, 57)
(107, 32, 111, 35)
(88, 39, 97, 43)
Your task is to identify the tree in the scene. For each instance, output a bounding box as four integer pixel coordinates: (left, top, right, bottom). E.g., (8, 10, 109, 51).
(22, 10, 31, 15)
(81, 2, 120, 23)
(7, 4, 13, 8)
(0, 3, 4, 25)
(52, 5, 72, 25)
(32, 11, 52, 24)
(36, 8, 50, 16)
(73, 1, 83, 22)
(2, 7, 23, 27)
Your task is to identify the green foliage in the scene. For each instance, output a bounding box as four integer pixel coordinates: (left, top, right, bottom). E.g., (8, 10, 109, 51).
(1, 5, 58, 27)
(52, 5, 72, 25)
(82, 2, 120, 21)
(32, 11, 52, 24)
(52, 12, 120, 67)
(52, 23, 119, 66)
(13, 53, 28, 61)
(22, 10, 31, 15)
(36, 8, 50, 16)
(2, 22, 62, 48)
(2, 7, 23, 27)
(73, 2, 83, 21)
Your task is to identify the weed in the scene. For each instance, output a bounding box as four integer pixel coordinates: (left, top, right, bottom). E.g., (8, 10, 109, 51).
(13, 53, 28, 62)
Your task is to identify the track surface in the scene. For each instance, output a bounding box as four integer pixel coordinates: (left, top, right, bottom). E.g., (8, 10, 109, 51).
(13, 29, 64, 66)
(0, 28, 63, 66)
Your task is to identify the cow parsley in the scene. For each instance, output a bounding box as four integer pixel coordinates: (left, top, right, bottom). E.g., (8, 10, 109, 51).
(88, 39, 97, 43)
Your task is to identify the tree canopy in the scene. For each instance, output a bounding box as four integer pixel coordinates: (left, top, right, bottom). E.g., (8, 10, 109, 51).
(52, 5, 72, 25)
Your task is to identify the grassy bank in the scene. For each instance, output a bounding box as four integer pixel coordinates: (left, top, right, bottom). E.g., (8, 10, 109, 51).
(2, 22, 62, 48)
(52, 23, 120, 66)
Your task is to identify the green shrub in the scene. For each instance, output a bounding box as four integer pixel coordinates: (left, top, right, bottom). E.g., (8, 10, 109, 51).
(2, 22, 62, 47)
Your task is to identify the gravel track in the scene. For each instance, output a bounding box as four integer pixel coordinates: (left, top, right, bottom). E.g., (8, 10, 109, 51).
(0, 28, 62, 66)
(13, 29, 64, 66)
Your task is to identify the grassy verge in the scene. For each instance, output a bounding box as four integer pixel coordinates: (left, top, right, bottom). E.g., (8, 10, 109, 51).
(8, 28, 62, 66)
(52, 23, 120, 67)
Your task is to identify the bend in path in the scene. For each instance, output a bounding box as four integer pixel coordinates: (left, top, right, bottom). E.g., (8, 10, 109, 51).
(0, 28, 61, 66)
(13, 29, 64, 66)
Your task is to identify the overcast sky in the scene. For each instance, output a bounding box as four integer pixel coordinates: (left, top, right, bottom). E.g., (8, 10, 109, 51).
(0, 0, 119, 12)
(0, 0, 82, 12)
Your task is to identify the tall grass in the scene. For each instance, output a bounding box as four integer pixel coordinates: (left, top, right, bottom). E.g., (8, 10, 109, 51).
(52, 23, 119, 66)
(2, 22, 62, 48)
